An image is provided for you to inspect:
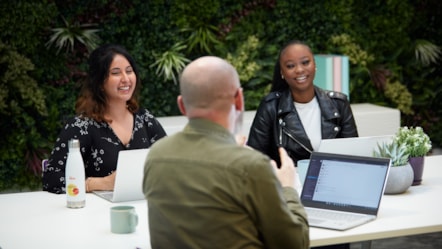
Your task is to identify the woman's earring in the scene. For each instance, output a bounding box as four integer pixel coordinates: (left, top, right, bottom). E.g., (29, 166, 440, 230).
(281, 75, 284, 79)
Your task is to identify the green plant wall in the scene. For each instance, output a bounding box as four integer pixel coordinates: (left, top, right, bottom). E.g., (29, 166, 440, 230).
(0, 0, 440, 191)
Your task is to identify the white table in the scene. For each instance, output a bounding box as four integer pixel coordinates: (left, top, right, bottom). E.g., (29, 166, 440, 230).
(0, 192, 150, 249)
(1, 156, 441, 249)
(310, 155, 442, 247)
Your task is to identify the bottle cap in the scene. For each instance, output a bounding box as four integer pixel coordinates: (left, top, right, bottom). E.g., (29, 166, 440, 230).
(68, 139, 80, 149)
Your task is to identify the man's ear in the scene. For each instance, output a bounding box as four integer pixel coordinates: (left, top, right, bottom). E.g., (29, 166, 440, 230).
(177, 95, 186, 115)
(235, 88, 244, 112)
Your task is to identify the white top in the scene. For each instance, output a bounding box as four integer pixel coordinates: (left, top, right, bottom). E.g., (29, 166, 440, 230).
(1, 155, 441, 248)
(295, 97, 322, 151)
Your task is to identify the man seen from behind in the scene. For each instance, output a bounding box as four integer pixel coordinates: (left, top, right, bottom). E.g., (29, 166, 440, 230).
(143, 56, 310, 249)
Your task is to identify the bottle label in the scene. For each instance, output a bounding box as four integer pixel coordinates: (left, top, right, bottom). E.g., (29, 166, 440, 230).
(67, 183, 80, 196)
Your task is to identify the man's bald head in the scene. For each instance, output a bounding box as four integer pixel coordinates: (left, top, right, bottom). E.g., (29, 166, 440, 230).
(179, 56, 240, 112)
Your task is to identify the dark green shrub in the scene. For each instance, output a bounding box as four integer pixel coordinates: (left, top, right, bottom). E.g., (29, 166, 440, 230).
(0, 42, 50, 190)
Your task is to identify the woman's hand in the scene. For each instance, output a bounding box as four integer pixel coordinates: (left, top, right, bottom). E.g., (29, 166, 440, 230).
(85, 172, 116, 192)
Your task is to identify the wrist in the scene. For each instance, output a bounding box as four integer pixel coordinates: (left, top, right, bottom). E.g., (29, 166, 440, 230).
(85, 177, 92, 192)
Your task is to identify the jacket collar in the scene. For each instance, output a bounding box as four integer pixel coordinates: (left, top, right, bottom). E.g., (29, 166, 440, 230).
(277, 86, 340, 120)
(276, 90, 294, 118)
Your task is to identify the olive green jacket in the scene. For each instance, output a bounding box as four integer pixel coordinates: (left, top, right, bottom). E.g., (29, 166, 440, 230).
(143, 118, 309, 249)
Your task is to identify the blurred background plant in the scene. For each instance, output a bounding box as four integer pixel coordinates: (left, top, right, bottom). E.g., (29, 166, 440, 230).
(0, 42, 50, 191)
(384, 80, 413, 115)
(414, 39, 442, 66)
(150, 43, 190, 84)
(225, 35, 272, 110)
(46, 16, 101, 54)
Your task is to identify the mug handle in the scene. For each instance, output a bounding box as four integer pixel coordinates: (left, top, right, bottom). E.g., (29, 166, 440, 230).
(130, 212, 138, 227)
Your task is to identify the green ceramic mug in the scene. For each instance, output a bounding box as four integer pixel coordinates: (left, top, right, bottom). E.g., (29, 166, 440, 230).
(296, 159, 310, 186)
(110, 206, 138, 234)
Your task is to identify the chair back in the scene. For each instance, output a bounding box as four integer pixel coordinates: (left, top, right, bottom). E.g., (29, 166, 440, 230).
(41, 159, 48, 176)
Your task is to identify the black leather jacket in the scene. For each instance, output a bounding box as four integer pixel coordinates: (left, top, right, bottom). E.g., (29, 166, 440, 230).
(247, 86, 358, 165)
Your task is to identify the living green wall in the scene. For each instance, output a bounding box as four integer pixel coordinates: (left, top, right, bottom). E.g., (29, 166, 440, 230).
(1, 0, 441, 191)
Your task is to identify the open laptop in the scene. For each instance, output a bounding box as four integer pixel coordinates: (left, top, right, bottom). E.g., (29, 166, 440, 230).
(300, 152, 391, 230)
(317, 135, 394, 157)
(93, 148, 149, 202)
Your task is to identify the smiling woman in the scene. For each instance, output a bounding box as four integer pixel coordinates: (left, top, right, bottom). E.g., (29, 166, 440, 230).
(42, 44, 167, 194)
(247, 40, 359, 249)
(247, 40, 358, 166)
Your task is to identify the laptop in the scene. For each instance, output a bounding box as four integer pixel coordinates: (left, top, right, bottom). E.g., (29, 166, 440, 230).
(93, 148, 149, 202)
(317, 135, 394, 157)
(300, 152, 391, 230)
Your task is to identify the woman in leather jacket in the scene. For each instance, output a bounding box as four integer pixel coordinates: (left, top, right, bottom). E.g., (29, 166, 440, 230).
(247, 40, 358, 167)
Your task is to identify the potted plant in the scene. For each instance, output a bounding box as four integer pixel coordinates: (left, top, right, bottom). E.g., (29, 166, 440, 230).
(394, 126, 432, 185)
(373, 141, 414, 194)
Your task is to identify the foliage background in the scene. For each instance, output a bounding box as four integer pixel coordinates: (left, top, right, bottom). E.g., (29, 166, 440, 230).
(0, 0, 440, 191)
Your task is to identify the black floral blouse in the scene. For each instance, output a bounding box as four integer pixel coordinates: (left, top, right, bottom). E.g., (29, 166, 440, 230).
(42, 109, 167, 194)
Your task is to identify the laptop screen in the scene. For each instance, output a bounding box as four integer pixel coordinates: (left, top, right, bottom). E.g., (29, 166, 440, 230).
(301, 152, 391, 215)
(94, 148, 149, 202)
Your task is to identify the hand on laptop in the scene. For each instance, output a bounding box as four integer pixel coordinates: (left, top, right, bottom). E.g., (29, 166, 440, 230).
(85, 172, 116, 192)
(271, 147, 301, 191)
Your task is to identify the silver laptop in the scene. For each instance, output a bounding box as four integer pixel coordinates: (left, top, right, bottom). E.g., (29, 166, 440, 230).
(94, 148, 149, 202)
(301, 152, 391, 230)
(317, 135, 394, 157)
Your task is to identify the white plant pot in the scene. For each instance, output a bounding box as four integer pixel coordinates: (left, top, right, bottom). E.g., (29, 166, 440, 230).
(384, 163, 414, 194)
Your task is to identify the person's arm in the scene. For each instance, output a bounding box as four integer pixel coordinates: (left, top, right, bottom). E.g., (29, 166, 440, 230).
(337, 98, 358, 138)
(245, 150, 309, 249)
(143, 109, 168, 140)
(247, 100, 276, 157)
(85, 172, 115, 192)
(42, 117, 89, 194)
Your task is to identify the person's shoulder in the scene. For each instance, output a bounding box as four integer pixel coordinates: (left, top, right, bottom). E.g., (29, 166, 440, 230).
(148, 132, 177, 150)
(327, 91, 348, 101)
(233, 146, 272, 170)
(64, 115, 94, 126)
(137, 108, 150, 115)
(317, 87, 349, 102)
(263, 91, 282, 102)
(136, 108, 157, 119)
(58, 115, 102, 138)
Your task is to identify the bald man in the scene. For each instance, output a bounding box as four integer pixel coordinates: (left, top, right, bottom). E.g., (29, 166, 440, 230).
(143, 56, 309, 249)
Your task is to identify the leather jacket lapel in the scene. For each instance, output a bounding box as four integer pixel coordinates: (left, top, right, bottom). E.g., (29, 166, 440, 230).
(277, 90, 314, 154)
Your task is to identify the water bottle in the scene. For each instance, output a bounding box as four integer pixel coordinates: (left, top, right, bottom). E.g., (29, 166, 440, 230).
(65, 139, 86, 208)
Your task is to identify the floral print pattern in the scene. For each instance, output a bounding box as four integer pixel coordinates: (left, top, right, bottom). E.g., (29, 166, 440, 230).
(42, 109, 167, 194)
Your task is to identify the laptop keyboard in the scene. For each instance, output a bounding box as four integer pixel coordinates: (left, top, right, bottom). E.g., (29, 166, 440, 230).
(306, 208, 365, 223)
(101, 192, 113, 200)
(93, 191, 114, 201)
